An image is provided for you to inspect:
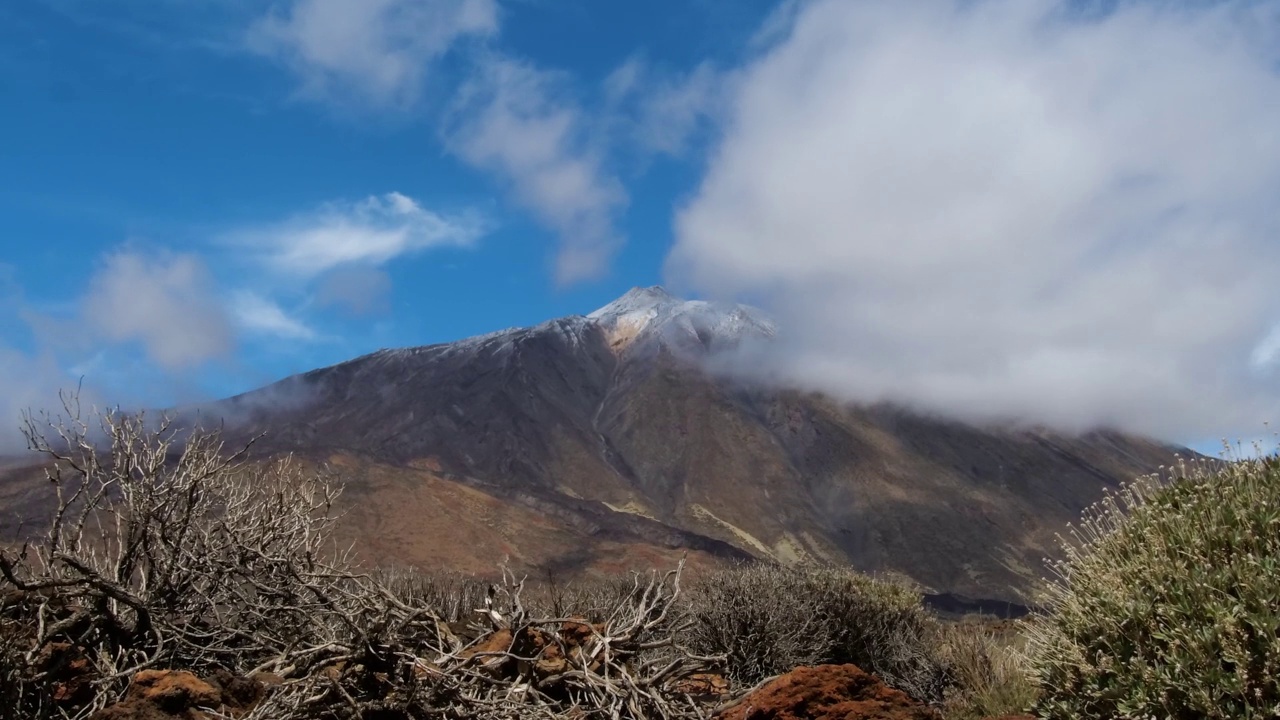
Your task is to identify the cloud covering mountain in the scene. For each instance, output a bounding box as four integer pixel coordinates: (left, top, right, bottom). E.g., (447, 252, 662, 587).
(671, 0, 1280, 439)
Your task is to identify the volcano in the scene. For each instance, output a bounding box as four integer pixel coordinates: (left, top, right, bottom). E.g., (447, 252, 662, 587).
(186, 285, 1177, 599)
(2, 287, 1183, 604)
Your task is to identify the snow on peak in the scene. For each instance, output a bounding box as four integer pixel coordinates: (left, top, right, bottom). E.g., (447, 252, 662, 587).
(588, 286, 775, 355)
(587, 286, 677, 320)
(360, 287, 774, 365)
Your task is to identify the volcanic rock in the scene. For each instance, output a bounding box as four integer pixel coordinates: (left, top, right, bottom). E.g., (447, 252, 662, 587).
(91, 670, 264, 720)
(717, 664, 941, 720)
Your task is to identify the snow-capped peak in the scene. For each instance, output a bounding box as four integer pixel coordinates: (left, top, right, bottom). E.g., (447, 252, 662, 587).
(588, 286, 775, 355)
(587, 286, 679, 320)
(360, 286, 774, 365)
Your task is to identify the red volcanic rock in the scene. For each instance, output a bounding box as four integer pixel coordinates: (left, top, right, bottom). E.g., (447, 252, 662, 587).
(129, 670, 222, 711)
(717, 664, 941, 720)
(91, 669, 264, 720)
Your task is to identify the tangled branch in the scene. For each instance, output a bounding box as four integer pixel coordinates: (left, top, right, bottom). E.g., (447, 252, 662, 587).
(0, 398, 727, 720)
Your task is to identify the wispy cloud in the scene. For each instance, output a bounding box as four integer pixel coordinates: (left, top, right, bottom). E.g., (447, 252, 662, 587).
(1251, 325, 1280, 371)
(671, 0, 1280, 440)
(0, 346, 80, 453)
(605, 57, 723, 158)
(230, 290, 317, 341)
(233, 191, 487, 278)
(0, 250, 234, 449)
(245, 0, 497, 108)
(444, 56, 627, 285)
(0, 189, 484, 441)
(84, 250, 235, 370)
(239, 2, 726, 286)
(314, 265, 393, 317)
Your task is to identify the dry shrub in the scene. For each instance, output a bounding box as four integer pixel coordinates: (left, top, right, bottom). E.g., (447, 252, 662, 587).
(241, 562, 723, 720)
(0, 603, 27, 715)
(936, 619, 1036, 719)
(0, 398, 726, 720)
(376, 566, 491, 623)
(1025, 454, 1280, 719)
(0, 398, 383, 718)
(523, 571, 641, 622)
(377, 567, 642, 627)
(682, 562, 947, 703)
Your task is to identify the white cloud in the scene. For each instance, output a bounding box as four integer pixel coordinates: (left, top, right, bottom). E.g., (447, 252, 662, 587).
(444, 56, 627, 285)
(84, 250, 235, 370)
(242, 2, 703, 285)
(237, 192, 486, 278)
(315, 265, 393, 316)
(0, 254, 228, 452)
(230, 290, 317, 341)
(637, 63, 720, 156)
(604, 57, 646, 105)
(0, 346, 82, 454)
(671, 0, 1280, 440)
(246, 0, 497, 107)
(605, 57, 723, 157)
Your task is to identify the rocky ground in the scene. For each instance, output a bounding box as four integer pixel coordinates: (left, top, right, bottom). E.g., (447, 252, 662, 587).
(83, 662, 1035, 720)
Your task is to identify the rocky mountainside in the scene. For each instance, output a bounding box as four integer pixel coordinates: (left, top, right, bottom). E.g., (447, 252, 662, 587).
(178, 286, 1178, 605)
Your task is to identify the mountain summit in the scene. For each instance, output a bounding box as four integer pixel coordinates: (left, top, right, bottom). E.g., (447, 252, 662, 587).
(590, 285, 680, 315)
(176, 287, 1181, 603)
(587, 286, 775, 357)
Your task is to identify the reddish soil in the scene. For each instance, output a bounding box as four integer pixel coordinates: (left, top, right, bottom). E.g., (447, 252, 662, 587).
(717, 664, 942, 720)
(90, 670, 266, 720)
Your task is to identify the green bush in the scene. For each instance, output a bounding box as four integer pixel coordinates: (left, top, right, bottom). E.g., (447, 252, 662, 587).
(682, 563, 947, 702)
(1025, 455, 1280, 719)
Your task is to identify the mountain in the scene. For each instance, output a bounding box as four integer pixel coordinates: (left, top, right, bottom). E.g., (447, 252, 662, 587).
(179, 286, 1176, 604)
(0, 288, 1183, 604)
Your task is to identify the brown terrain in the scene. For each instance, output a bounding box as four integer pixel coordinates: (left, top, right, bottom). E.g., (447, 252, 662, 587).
(718, 665, 942, 720)
(0, 287, 1184, 605)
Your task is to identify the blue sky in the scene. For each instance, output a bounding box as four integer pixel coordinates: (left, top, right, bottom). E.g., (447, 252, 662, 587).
(0, 0, 776, 411)
(3, 0, 1280, 450)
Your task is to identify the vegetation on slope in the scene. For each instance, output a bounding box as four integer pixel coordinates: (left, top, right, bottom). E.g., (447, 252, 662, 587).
(1025, 452, 1280, 719)
(34, 397, 1280, 719)
(0, 401, 1031, 719)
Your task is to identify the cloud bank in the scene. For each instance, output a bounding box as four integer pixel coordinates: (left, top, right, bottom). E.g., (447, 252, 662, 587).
(670, 0, 1280, 439)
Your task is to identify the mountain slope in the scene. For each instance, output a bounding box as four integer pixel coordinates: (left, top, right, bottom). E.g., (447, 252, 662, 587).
(202, 287, 1178, 602)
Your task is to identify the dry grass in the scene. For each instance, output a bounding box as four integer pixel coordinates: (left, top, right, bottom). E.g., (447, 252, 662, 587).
(936, 618, 1037, 719)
